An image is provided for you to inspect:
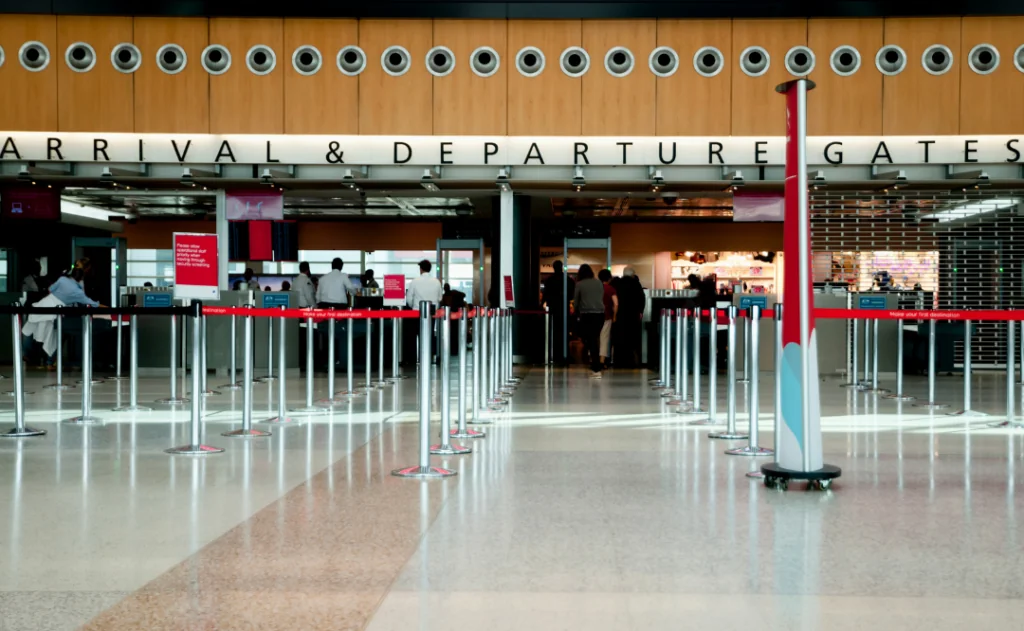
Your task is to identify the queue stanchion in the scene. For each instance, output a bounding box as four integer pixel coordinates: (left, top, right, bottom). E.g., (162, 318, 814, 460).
(653, 309, 669, 390)
(197, 315, 220, 396)
(991, 318, 1024, 428)
(452, 308, 484, 439)
(477, 309, 489, 415)
(681, 308, 690, 403)
(507, 310, 519, 385)
(393, 302, 457, 478)
(363, 317, 374, 391)
(660, 311, 678, 399)
(729, 305, 772, 457)
(388, 313, 403, 382)
(167, 302, 224, 455)
(858, 315, 872, 389)
(738, 307, 750, 384)
(432, 307, 471, 455)
(260, 312, 276, 382)
(488, 310, 506, 408)
(500, 310, 516, 394)
(223, 313, 270, 438)
(335, 311, 362, 398)
(264, 306, 300, 424)
(219, 314, 242, 390)
(914, 317, 949, 410)
(1, 313, 46, 438)
(156, 312, 188, 405)
(375, 314, 389, 388)
(666, 308, 685, 405)
(544, 307, 551, 366)
(291, 315, 328, 415)
(683, 308, 707, 417)
(710, 306, 746, 440)
(950, 319, 985, 417)
(689, 308, 718, 424)
(320, 317, 338, 403)
(748, 303, 783, 478)
(43, 311, 71, 391)
(110, 314, 127, 381)
(469, 309, 491, 425)
(65, 315, 103, 425)
(1019, 320, 1023, 386)
(883, 319, 915, 402)
(868, 318, 889, 394)
(841, 318, 860, 388)
(113, 313, 151, 412)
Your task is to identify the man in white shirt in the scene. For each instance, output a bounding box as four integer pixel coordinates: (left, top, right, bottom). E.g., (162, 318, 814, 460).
(316, 258, 355, 307)
(293, 261, 316, 308)
(406, 260, 443, 309)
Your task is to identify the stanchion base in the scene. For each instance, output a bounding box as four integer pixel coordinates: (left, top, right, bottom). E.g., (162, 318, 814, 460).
(988, 419, 1024, 429)
(871, 388, 891, 395)
(947, 409, 988, 417)
(75, 379, 105, 386)
(106, 375, 129, 381)
(222, 428, 272, 438)
(198, 389, 222, 397)
(256, 376, 277, 382)
(687, 415, 716, 425)
(112, 405, 152, 412)
(373, 380, 391, 388)
(155, 397, 190, 405)
(665, 397, 685, 406)
(468, 415, 494, 425)
(165, 444, 225, 455)
(761, 462, 842, 491)
(660, 390, 679, 398)
(43, 383, 72, 390)
(451, 427, 486, 439)
(218, 383, 243, 391)
(263, 416, 302, 425)
(430, 442, 472, 455)
(839, 382, 860, 388)
(726, 445, 774, 457)
(64, 415, 104, 425)
(914, 402, 951, 410)
(289, 405, 331, 416)
(882, 393, 916, 401)
(709, 430, 748, 440)
(391, 465, 457, 478)
(745, 470, 765, 479)
(4, 390, 34, 396)
(0, 426, 47, 438)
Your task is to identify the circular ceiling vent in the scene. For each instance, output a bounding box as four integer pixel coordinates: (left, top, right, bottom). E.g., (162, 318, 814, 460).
(648, 46, 678, 77)
(785, 45, 814, 76)
(0, 46, 4, 69)
(337, 45, 366, 76)
(111, 42, 141, 73)
(19, 41, 50, 72)
(830, 45, 860, 76)
(922, 44, 953, 75)
(201, 44, 231, 75)
(967, 43, 998, 75)
(693, 46, 724, 77)
(560, 46, 589, 77)
(292, 45, 321, 75)
(246, 45, 276, 75)
(875, 45, 906, 75)
(515, 46, 544, 76)
(426, 46, 455, 77)
(740, 46, 769, 77)
(470, 46, 499, 77)
(1015, 45, 1024, 74)
(604, 46, 634, 77)
(381, 45, 410, 76)
(156, 43, 187, 74)
(65, 42, 96, 72)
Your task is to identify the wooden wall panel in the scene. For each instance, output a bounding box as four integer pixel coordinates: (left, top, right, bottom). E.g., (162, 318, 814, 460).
(731, 19, 807, 136)
(358, 20, 433, 135)
(209, 18, 284, 134)
(283, 19, 359, 134)
(655, 19, 732, 136)
(133, 17, 209, 133)
(0, 15, 58, 131)
(57, 16, 134, 132)
(881, 18, 961, 135)
(581, 19, 656, 136)
(959, 17, 1024, 135)
(807, 18, 883, 135)
(432, 20, 507, 135)
(507, 20, 582, 136)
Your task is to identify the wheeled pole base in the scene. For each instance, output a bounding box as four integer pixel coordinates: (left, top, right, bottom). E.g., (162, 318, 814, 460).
(391, 465, 457, 478)
(947, 409, 988, 417)
(726, 445, 774, 457)
(165, 444, 225, 455)
(431, 442, 472, 455)
(0, 426, 47, 438)
(222, 428, 272, 438)
(914, 401, 950, 410)
(64, 415, 104, 425)
(761, 462, 842, 491)
(708, 430, 748, 440)
(451, 427, 486, 439)
(112, 405, 152, 412)
(883, 393, 916, 401)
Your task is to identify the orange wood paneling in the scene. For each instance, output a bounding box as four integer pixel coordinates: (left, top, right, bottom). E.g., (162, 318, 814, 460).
(581, 19, 656, 136)
(57, 16, 134, 132)
(731, 19, 808, 136)
(432, 19, 507, 135)
(358, 20, 433, 135)
(655, 19, 732, 136)
(0, 15, 58, 131)
(133, 17, 209, 133)
(959, 17, 1024, 135)
(881, 18, 961, 135)
(655, 20, 729, 136)
(806, 18, 883, 135)
(283, 19, 359, 134)
(209, 18, 284, 134)
(507, 20, 583, 136)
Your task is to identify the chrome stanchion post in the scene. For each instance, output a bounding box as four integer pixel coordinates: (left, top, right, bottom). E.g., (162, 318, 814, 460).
(654, 309, 669, 389)
(950, 319, 984, 416)
(167, 302, 224, 454)
(264, 307, 299, 424)
(1, 313, 46, 438)
(479, 309, 489, 412)
(748, 303, 782, 478)
(224, 314, 270, 438)
(914, 318, 949, 409)
(729, 305, 772, 456)
(666, 308, 685, 404)
(544, 307, 550, 366)
(681, 308, 690, 402)
(113, 314, 151, 412)
(292, 315, 328, 414)
(156, 312, 187, 405)
(488, 310, 506, 407)
(860, 315, 871, 388)
(842, 317, 859, 388)
(261, 312, 276, 381)
(870, 318, 889, 394)
(111, 313, 127, 380)
(684, 308, 707, 417)
(991, 318, 1024, 428)
(376, 314, 388, 387)
(324, 317, 336, 401)
(431, 307, 470, 455)
(884, 319, 915, 402)
(388, 313, 402, 382)
(452, 308, 484, 439)
(738, 308, 750, 384)
(198, 315, 220, 396)
(220, 314, 241, 390)
(364, 317, 375, 391)
(44, 311, 70, 390)
(335, 312, 361, 398)
(470, 309, 491, 425)
(690, 308, 718, 424)
(393, 302, 457, 478)
(65, 315, 103, 425)
(710, 306, 746, 440)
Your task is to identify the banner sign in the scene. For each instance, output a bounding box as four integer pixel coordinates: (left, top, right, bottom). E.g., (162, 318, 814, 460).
(383, 274, 406, 307)
(172, 233, 219, 301)
(1, 132, 1022, 167)
(503, 275, 515, 308)
(226, 190, 283, 220)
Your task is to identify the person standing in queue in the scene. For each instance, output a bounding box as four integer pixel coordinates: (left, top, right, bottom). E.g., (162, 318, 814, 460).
(293, 262, 316, 308)
(542, 260, 575, 366)
(407, 260, 444, 363)
(612, 267, 645, 368)
(573, 264, 605, 379)
(598, 269, 618, 369)
(316, 258, 356, 365)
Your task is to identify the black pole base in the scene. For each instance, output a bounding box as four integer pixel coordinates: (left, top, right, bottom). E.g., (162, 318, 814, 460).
(761, 462, 842, 491)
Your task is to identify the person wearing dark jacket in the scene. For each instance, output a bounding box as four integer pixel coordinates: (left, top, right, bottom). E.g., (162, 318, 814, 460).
(543, 260, 575, 366)
(611, 267, 645, 367)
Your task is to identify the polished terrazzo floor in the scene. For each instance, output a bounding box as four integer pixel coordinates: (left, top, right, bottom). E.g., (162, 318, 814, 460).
(1, 365, 1023, 630)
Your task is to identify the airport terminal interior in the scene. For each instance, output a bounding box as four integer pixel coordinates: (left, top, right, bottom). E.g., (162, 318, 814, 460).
(2, 2, 1024, 629)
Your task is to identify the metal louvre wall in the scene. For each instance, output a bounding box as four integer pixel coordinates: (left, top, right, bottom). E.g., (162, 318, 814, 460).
(811, 191, 1024, 367)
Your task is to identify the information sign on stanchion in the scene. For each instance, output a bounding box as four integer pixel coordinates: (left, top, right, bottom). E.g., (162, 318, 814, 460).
(166, 302, 224, 455)
(883, 319, 915, 402)
(452, 308, 485, 439)
(219, 314, 242, 390)
(264, 307, 300, 424)
(64, 315, 103, 425)
(257, 293, 289, 381)
(0, 313, 46, 438)
(710, 306, 747, 440)
(432, 306, 471, 455)
(728, 305, 773, 457)
(949, 320, 985, 417)
(392, 302, 457, 479)
(223, 313, 271, 438)
(113, 314, 151, 412)
(291, 316, 329, 415)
